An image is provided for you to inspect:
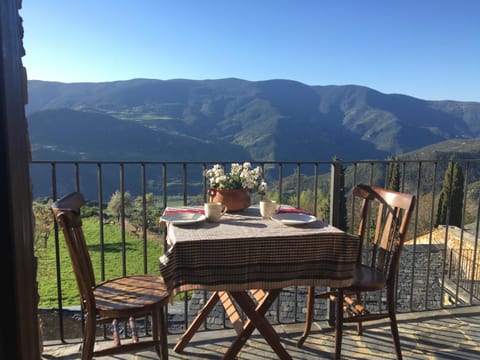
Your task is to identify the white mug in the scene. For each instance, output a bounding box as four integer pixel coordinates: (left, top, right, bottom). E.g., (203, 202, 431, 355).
(260, 200, 279, 219)
(204, 202, 227, 222)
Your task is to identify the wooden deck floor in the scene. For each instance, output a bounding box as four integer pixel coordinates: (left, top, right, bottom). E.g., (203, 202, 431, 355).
(41, 306, 480, 359)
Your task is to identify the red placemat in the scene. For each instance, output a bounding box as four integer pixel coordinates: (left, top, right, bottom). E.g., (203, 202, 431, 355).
(164, 208, 205, 215)
(277, 207, 312, 215)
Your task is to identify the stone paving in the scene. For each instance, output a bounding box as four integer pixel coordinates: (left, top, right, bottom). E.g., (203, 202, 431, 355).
(41, 306, 480, 359)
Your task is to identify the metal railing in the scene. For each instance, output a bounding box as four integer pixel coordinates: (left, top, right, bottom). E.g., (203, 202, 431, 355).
(32, 158, 480, 343)
(448, 248, 480, 302)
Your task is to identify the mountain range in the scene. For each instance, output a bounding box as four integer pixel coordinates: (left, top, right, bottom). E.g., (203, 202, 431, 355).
(26, 78, 480, 198)
(27, 78, 480, 163)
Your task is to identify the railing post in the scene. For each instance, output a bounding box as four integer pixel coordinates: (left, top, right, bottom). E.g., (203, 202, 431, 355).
(449, 249, 453, 279)
(328, 158, 343, 323)
(330, 158, 342, 227)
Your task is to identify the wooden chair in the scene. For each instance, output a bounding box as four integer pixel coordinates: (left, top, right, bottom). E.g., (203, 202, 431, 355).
(298, 184, 416, 360)
(51, 192, 169, 360)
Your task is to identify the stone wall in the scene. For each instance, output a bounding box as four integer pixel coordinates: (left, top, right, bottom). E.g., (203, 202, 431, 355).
(396, 244, 444, 312)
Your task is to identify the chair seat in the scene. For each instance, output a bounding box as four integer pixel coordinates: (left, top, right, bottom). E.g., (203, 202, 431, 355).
(347, 264, 386, 292)
(94, 274, 169, 313)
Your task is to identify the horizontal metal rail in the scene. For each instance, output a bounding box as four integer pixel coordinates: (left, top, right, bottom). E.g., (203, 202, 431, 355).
(32, 158, 480, 343)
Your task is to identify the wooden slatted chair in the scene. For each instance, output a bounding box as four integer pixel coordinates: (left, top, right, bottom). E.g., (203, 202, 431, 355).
(298, 184, 415, 360)
(51, 192, 169, 359)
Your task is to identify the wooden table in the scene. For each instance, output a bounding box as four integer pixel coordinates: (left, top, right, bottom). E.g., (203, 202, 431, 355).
(159, 206, 359, 359)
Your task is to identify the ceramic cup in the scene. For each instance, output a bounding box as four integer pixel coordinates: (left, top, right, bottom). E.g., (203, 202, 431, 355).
(260, 200, 280, 219)
(204, 202, 227, 222)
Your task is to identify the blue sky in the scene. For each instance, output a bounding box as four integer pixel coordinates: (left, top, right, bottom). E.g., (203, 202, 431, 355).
(21, 0, 480, 101)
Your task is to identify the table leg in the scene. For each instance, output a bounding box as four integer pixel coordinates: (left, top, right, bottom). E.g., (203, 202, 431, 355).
(173, 291, 220, 353)
(251, 289, 267, 302)
(224, 289, 292, 360)
(218, 291, 244, 335)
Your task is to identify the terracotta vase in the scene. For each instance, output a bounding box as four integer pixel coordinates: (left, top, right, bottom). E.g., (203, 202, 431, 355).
(208, 188, 251, 212)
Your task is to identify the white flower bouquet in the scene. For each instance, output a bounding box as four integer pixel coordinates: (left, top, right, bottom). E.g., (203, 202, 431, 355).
(203, 162, 267, 194)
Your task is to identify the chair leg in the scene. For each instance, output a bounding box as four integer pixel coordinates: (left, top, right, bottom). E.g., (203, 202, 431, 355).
(129, 316, 139, 343)
(334, 288, 344, 360)
(387, 289, 402, 360)
(82, 315, 96, 360)
(297, 286, 315, 347)
(152, 308, 169, 359)
(355, 291, 363, 335)
(112, 318, 121, 346)
(158, 306, 169, 359)
(151, 313, 161, 357)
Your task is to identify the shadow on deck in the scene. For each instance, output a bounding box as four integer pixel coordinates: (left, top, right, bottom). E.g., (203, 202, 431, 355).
(41, 306, 480, 359)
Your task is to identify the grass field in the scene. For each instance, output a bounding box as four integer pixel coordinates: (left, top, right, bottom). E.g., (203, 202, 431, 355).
(35, 217, 164, 308)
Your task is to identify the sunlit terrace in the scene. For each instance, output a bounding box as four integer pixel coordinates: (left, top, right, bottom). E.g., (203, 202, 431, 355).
(35, 158, 480, 359)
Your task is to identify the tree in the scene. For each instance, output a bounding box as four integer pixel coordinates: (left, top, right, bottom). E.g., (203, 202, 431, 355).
(435, 160, 465, 227)
(297, 189, 329, 221)
(107, 191, 133, 223)
(32, 200, 54, 248)
(387, 156, 401, 191)
(299, 189, 315, 214)
(130, 193, 157, 234)
(317, 191, 330, 222)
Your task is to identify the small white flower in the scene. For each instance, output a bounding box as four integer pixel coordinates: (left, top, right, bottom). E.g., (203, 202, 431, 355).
(259, 181, 268, 193)
(204, 162, 267, 193)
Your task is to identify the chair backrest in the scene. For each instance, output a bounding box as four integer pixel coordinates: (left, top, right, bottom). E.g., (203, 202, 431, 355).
(51, 192, 96, 313)
(353, 184, 416, 285)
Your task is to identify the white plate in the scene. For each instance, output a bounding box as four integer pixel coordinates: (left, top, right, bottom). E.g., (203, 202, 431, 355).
(271, 212, 317, 226)
(160, 212, 206, 225)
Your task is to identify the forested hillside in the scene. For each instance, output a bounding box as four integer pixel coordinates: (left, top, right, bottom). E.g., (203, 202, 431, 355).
(27, 79, 480, 199)
(27, 78, 480, 163)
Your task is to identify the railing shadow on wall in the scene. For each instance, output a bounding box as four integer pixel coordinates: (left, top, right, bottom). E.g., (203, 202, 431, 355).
(31, 158, 480, 343)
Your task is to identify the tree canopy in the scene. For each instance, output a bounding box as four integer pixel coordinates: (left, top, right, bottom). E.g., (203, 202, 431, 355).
(435, 160, 465, 227)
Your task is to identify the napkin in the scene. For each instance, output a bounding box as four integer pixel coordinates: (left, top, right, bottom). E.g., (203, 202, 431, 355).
(164, 208, 205, 215)
(277, 207, 312, 215)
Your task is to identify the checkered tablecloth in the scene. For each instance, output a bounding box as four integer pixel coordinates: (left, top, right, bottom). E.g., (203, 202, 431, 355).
(159, 206, 359, 296)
